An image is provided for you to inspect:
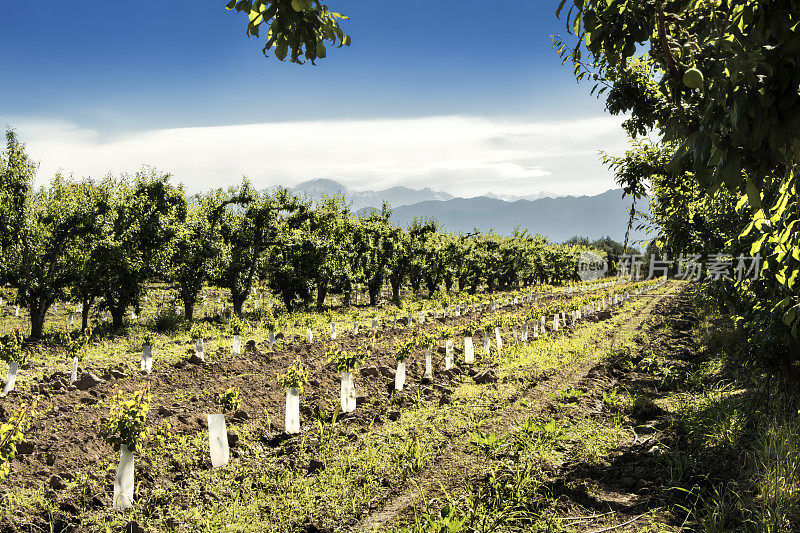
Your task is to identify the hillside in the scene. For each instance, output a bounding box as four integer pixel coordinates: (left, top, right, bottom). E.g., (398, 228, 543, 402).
(386, 189, 649, 244)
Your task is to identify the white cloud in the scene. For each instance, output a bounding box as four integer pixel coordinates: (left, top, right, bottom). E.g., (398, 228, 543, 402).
(4, 115, 629, 197)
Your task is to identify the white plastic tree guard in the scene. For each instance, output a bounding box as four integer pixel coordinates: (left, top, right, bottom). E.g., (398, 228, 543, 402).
(445, 340, 454, 370)
(395, 361, 406, 391)
(141, 346, 153, 374)
(424, 347, 433, 380)
(483, 333, 491, 354)
(269, 330, 276, 349)
(330, 323, 337, 340)
(494, 328, 503, 353)
(70, 357, 78, 384)
(196, 338, 205, 362)
(113, 445, 134, 509)
(285, 388, 300, 434)
(306, 328, 314, 343)
(232, 335, 241, 355)
(464, 337, 474, 364)
(4, 361, 18, 394)
(340, 372, 356, 413)
(207, 414, 229, 468)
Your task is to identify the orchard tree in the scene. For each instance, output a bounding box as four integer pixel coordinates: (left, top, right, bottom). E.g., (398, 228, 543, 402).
(0, 130, 36, 276)
(167, 190, 231, 322)
(308, 194, 355, 308)
(555, 0, 800, 376)
(353, 204, 396, 306)
(5, 175, 107, 338)
(217, 182, 304, 315)
(93, 171, 186, 330)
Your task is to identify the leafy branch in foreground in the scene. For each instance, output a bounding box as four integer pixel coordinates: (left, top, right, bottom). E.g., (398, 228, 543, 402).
(0, 403, 34, 483)
(226, 1, 351, 64)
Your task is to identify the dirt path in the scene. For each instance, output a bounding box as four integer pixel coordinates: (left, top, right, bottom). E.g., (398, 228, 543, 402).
(354, 282, 680, 532)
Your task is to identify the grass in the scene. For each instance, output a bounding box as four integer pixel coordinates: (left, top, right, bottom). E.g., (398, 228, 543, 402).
(0, 277, 667, 532)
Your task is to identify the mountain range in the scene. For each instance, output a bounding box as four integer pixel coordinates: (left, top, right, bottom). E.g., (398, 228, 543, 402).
(287, 178, 454, 211)
(283, 179, 648, 244)
(386, 189, 649, 244)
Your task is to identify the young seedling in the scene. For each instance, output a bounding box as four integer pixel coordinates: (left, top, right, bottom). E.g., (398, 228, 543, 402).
(303, 317, 314, 343)
(61, 326, 91, 384)
(418, 332, 437, 380)
(394, 338, 416, 391)
(262, 315, 277, 349)
(190, 322, 208, 362)
(0, 329, 26, 395)
(228, 316, 243, 355)
(141, 331, 154, 374)
(328, 347, 364, 413)
(435, 326, 455, 370)
(460, 321, 478, 364)
(278, 360, 308, 434)
(100, 388, 151, 509)
(208, 387, 240, 468)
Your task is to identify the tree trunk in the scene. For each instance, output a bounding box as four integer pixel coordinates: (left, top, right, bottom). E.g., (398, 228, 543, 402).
(316, 281, 328, 310)
(29, 304, 47, 339)
(282, 293, 294, 312)
(425, 276, 437, 296)
(389, 275, 402, 305)
(81, 297, 92, 331)
(470, 277, 480, 294)
(183, 298, 195, 322)
(110, 305, 125, 330)
(232, 291, 246, 316)
(368, 282, 380, 306)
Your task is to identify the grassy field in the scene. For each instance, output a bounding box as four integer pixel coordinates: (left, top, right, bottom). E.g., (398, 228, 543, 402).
(3, 278, 795, 532)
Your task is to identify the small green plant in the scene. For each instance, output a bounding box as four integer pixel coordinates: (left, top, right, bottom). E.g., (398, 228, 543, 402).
(141, 331, 154, 349)
(551, 387, 584, 403)
(0, 403, 34, 483)
(469, 430, 507, 455)
(394, 338, 416, 362)
(149, 422, 173, 446)
(278, 360, 308, 391)
(327, 347, 364, 373)
(602, 389, 622, 408)
(436, 326, 454, 340)
(100, 388, 151, 452)
(0, 329, 26, 365)
(514, 417, 564, 446)
(260, 313, 276, 332)
(215, 387, 241, 413)
(228, 316, 243, 336)
(460, 320, 479, 337)
(189, 322, 208, 340)
(60, 326, 91, 361)
(418, 332, 437, 350)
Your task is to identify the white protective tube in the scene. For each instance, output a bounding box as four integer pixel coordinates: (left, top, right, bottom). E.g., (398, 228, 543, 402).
(113, 445, 135, 509)
(207, 414, 229, 468)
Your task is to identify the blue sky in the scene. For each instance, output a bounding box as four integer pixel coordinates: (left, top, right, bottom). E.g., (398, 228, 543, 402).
(0, 1, 629, 196)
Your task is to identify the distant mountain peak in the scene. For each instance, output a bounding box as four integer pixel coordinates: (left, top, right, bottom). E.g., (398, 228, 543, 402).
(484, 191, 561, 202)
(287, 179, 453, 210)
(383, 188, 649, 244)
